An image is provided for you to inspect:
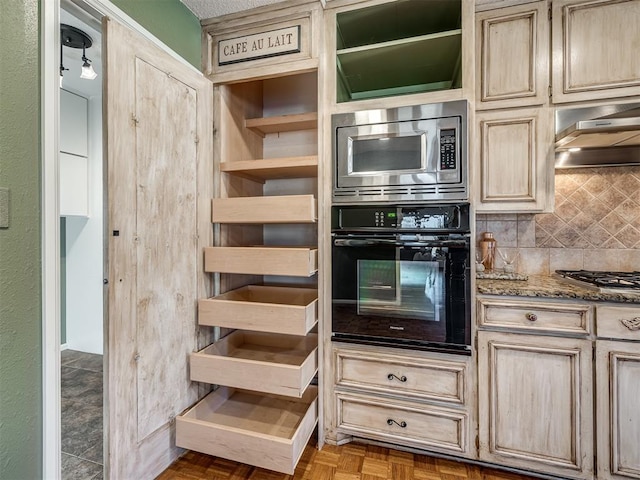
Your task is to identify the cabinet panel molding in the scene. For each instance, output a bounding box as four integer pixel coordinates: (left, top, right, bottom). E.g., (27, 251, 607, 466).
(336, 392, 469, 455)
(476, 1, 549, 109)
(476, 107, 553, 213)
(478, 332, 593, 478)
(552, 0, 640, 103)
(596, 341, 640, 480)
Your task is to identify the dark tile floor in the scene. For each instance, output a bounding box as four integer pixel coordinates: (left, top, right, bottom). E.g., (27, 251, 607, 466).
(61, 349, 104, 480)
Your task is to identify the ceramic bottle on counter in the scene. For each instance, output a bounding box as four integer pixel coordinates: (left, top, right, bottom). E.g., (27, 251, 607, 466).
(479, 232, 497, 271)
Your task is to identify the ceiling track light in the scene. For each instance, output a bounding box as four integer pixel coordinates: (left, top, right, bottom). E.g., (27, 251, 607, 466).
(60, 24, 97, 84)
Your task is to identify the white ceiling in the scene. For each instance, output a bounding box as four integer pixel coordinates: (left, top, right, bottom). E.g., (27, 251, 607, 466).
(180, 0, 289, 19)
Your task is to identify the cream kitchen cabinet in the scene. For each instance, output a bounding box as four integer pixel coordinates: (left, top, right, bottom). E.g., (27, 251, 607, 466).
(478, 330, 594, 479)
(175, 1, 326, 474)
(475, 106, 554, 212)
(477, 296, 595, 479)
(595, 305, 640, 480)
(475, 1, 550, 110)
(551, 0, 640, 103)
(327, 343, 476, 459)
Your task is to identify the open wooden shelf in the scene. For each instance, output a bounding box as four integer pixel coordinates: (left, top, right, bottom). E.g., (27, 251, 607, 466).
(245, 112, 318, 136)
(190, 331, 318, 397)
(176, 386, 318, 475)
(204, 246, 318, 277)
(211, 194, 316, 224)
(198, 285, 318, 335)
(220, 156, 318, 182)
(337, 30, 462, 101)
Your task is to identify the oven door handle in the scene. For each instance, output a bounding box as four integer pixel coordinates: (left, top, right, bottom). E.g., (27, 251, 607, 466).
(333, 238, 468, 248)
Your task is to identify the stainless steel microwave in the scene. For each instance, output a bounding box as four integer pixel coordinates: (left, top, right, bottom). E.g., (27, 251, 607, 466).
(332, 100, 468, 203)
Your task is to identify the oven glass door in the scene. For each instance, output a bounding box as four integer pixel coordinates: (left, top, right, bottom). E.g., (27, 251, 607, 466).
(332, 235, 470, 352)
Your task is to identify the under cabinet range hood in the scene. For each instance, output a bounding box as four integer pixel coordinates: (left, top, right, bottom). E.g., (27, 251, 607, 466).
(555, 103, 640, 168)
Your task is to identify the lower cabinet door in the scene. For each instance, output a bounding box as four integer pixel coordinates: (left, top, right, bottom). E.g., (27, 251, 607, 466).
(596, 340, 640, 480)
(478, 331, 593, 479)
(336, 392, 469, 456)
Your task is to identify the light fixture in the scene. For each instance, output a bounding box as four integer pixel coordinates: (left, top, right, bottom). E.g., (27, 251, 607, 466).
(60, 24, 98, 83)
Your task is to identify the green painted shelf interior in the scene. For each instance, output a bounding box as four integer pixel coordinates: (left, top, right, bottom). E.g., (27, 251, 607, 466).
(336, 0, 462, 102)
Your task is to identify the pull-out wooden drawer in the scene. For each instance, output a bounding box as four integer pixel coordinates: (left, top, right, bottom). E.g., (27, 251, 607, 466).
(596, 304, 640, 341)
(211, 194, 316, 224)
(334, 348, 468, 405)
(177, 386, 318, 475)
(198, 285, 318, 335)
(478, 297, 591, 335)
(191, 331, 318, 397)
(204, 246, 318, 276)
(336, 392, 468, 455)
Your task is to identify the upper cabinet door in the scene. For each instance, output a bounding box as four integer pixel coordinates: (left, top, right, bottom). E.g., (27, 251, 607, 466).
(476, 1, 550, 110)
(552, 0, 640, 103)
(475, 106, 554, 213)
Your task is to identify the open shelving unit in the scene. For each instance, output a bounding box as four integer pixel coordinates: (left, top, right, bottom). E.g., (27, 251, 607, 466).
(176, 70, 320, 475)
(335, 0, 463, 102)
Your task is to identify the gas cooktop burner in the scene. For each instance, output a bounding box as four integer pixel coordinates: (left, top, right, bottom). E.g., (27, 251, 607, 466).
(555, 270, 640, 290)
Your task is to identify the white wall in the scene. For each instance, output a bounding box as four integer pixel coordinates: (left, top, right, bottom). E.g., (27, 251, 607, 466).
(64, 93, 103, 354)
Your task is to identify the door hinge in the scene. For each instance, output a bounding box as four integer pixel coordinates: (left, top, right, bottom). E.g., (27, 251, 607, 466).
(548, 6, 552, 21)
(548, 85, 552, 97)
(475, 434, 480, 450)
(474, 335, 478, 351)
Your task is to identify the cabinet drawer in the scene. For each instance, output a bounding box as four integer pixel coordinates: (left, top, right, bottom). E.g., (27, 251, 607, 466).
(198, 285, 318, 335)
(336, 393, 468, 455)
(191, 331, 317, 397)
(176, 386, 317, 475)
(211, 194, 316, 224)
(596, 305, 640, 341)
(204, 246, 317, 276)
(334, 349, 467, 405)
(478, 298, 591, 335)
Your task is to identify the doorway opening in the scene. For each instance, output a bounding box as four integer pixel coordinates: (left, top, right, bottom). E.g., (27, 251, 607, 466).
(58, 6, 105, 478)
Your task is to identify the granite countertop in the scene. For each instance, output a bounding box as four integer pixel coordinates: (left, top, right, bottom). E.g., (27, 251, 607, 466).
(477, 274, 640, 304)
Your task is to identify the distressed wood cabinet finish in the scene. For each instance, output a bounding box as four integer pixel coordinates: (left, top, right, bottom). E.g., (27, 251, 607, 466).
(336, 392, 469, 454)
(327, 343, 475, 458)
(201, 0, 324, 84)
(104, 18, 214, 479)
(596, 303, 640, 480)
(596, 341, 640, 480)
(478, 297, 592, 335)
(177, 3, 323, 471)
(476, 1, 549, 109)
(478, 331, 594, 479)
(552, 0, 640, 103)
(475, 106, 554, 212)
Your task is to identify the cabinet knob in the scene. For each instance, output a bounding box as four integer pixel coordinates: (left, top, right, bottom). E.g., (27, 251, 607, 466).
(387, 418, 407, 428)
(620, 317, 640, 331)
(387, 373, 407, 382)
(525, 312, 537, 322)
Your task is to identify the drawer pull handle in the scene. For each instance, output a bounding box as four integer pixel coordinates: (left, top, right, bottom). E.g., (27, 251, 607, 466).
(621, 317, 640, 331)
(387, 373, 407, 382)
(525, 312, 537, 322)
(387, 418, 407, 428)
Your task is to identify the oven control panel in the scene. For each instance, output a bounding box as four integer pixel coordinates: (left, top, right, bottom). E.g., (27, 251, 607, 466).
(332, 204, 470, 232)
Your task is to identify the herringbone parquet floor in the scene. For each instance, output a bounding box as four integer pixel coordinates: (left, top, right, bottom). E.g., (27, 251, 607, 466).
(157, 441, 541, 480)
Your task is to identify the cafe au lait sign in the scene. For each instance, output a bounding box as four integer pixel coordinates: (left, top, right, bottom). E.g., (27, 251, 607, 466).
(218, 25, 301, 65)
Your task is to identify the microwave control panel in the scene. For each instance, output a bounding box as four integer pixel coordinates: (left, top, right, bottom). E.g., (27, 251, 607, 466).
(439, 128, 457, 170)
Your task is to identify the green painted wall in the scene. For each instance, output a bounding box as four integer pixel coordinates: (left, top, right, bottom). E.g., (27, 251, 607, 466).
(0, 0, 43, 478)
(111, 0, 202, 68)
(0, 1, 200, 479)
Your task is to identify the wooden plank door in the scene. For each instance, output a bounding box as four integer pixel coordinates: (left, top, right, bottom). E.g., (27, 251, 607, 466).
(103, 18, 213, 479)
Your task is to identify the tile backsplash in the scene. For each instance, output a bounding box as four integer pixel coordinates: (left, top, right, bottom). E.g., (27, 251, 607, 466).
(476, 166, 640, 275)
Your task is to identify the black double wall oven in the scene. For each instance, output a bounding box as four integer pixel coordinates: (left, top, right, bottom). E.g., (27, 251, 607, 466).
(331, 203, 471, 354)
